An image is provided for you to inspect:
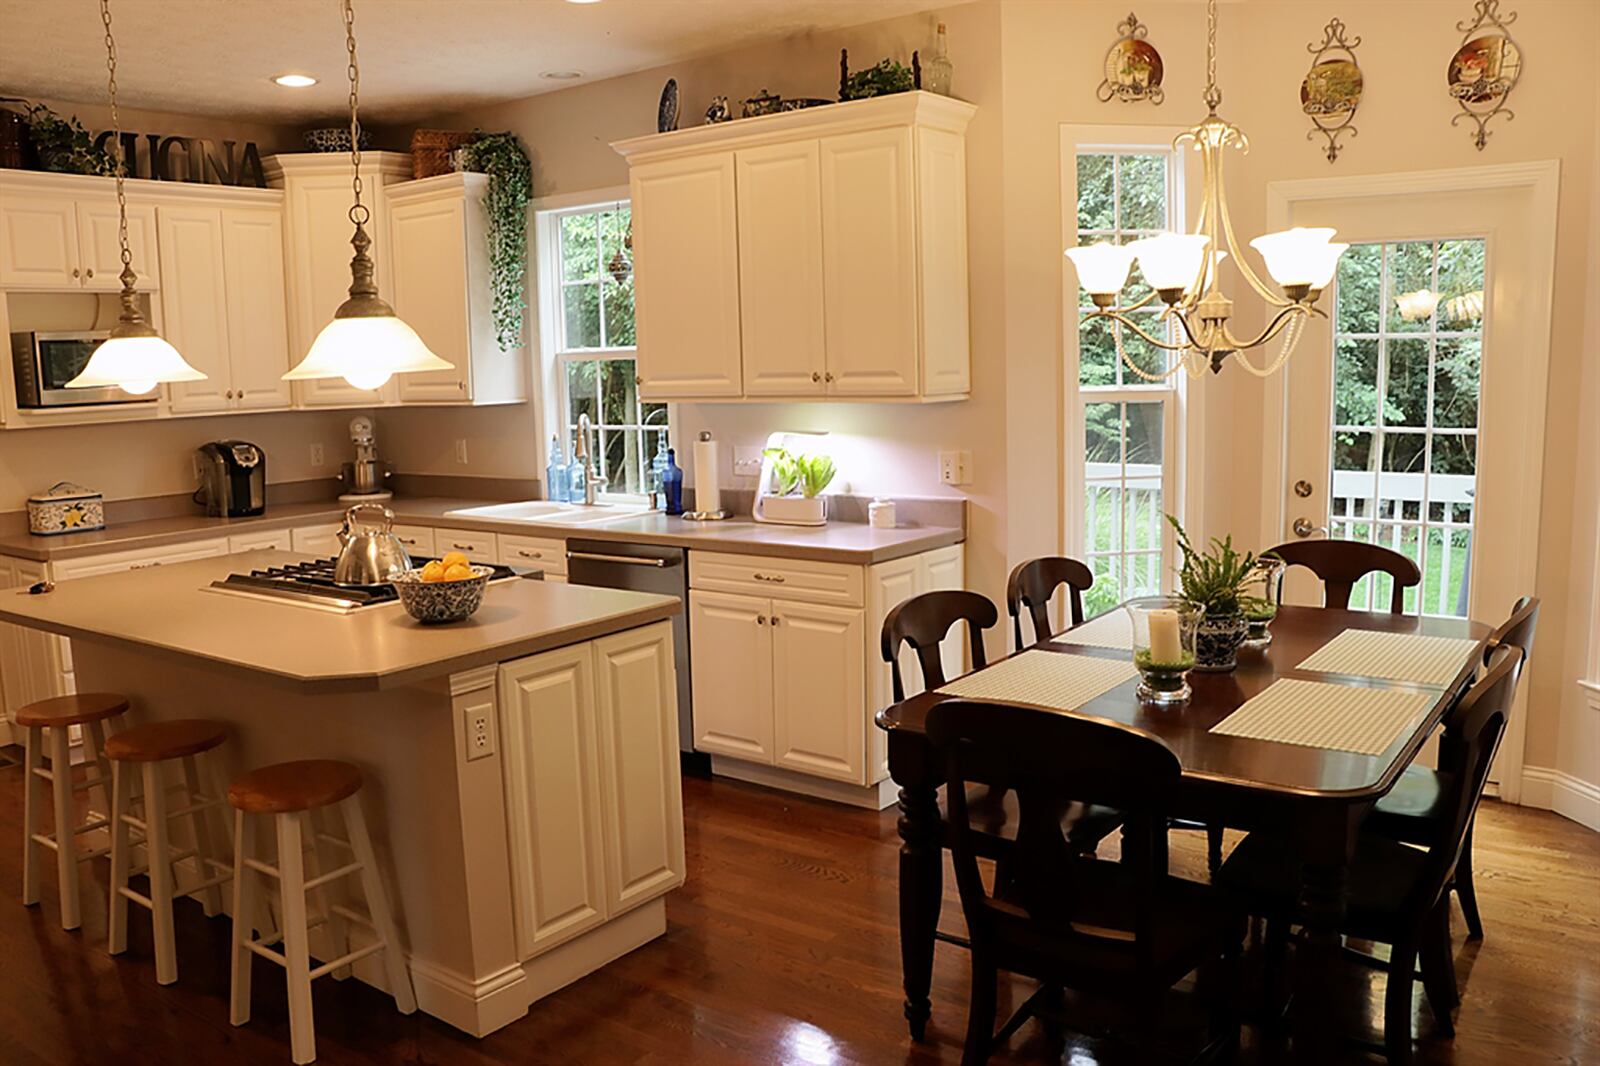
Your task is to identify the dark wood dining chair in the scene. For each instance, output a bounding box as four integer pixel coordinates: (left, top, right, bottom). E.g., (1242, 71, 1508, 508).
(1215, 645, 1523, 1065)
(1005, 556, 1093, 649)
(1367, 596, 1540, 940)
(927, 699, 1243, 1065)
(1266, 538, 1421, 614)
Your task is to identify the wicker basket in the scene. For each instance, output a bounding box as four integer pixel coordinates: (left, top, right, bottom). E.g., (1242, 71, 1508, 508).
(410, 129, 477, 179)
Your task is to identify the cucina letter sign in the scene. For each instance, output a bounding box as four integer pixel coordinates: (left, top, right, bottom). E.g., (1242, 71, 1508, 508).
(91, 131, 266, 187)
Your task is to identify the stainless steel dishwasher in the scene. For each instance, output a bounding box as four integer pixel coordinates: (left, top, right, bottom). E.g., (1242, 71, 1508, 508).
(566, 539, 695, 755)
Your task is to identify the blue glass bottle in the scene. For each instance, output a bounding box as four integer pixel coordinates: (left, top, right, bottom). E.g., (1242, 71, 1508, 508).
(546, 434, 568, 502)
(649, 437, 670, 503)
(661, 448, 684, 516)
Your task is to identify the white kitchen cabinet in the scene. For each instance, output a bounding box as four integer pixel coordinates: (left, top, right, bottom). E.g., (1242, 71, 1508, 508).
(613, 92, 974, 403)
(387, 174, 525, 406)
(689, 589, 773, 762)
(771, 599, 864, 782)
(266, 152, 411, 408)
(499, 621, 683, 963)
(736, 141, 826, 397)
(50, 537, 231, 581)
(290, 523, 344, 558)
(0, 556, 64, 730)
(627, 151, 743, 399)
(434, 529, 497, 564)
(221, 208, 294, 410)
(497, 533, 566, 577)
(499, 643, 609, 959)
(592, 623, 686, 913)
(0, 192, 159, 291)
(389, 523, 436, 558)
(229, 529, 293, 553)
(159, 206, 232, 413)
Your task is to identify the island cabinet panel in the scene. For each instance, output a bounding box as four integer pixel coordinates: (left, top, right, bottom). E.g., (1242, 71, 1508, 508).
(628, 152, 743, 399)
(771, 599, 864, 783)
(736, 141, 827, 397)
(592, 622, 686, 914)
(499, 645, 609, 961)
(689, 590, 774, 762)
(0, 556, 64, 730)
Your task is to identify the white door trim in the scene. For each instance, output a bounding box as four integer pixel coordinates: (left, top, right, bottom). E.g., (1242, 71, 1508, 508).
(1262, 159, 1560, 804)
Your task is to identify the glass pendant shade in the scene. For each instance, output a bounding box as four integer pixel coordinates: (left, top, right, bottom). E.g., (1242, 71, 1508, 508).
(1129, 233, 1212, 292)
(1064, 242, 1137, 296)
(1248, 227, 1342, 288)
(284, 309, 452, 391)
(66, 329, 207, 395)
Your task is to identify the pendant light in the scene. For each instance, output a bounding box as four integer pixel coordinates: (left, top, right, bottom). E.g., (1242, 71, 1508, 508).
(283, 0, 453, 391)
(65, 0, 207, 396)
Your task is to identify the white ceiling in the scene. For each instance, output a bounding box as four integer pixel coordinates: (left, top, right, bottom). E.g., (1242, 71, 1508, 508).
(0, 0, 958, 125)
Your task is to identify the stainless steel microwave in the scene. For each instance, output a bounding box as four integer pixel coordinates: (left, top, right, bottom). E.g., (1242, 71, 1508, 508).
(10, 330, 155, 407)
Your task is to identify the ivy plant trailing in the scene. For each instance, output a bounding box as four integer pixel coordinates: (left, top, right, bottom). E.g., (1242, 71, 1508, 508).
(459, 132, 532, 352)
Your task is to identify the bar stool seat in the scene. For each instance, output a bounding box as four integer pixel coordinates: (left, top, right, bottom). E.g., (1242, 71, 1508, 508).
(228, 759, 415, 1064)
(105, 718, 227, 762)
(16, 692, 128, 727)
(228, 760, 362, 814)
(20, 692, 128, 930)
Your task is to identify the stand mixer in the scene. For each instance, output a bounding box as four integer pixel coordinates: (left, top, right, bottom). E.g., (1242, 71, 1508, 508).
(338, 415, 395, 503)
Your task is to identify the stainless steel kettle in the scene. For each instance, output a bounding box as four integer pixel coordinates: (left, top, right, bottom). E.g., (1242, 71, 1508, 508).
(333, 503, 413, 585)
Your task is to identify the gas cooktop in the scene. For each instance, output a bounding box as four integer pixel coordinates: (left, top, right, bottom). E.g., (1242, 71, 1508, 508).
(207, 557, 532, 613)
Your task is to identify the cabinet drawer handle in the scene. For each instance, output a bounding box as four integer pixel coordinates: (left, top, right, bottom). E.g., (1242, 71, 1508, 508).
(130, 561, 161, 570)
(450, 542, 476, 551)
(753, 572, 786, 583)
(517, 549, 543, 559)
(398, 537, 418, 546)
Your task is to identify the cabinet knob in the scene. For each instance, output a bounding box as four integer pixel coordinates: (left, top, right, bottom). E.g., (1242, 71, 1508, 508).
(824, 372, 835, 383)
(225, 389, 234, 399)
(769, 616, 780, 626)
(756, 615, 767, 626)
(71, 267, 81, 279)
(85, 268, 94, 278)
(458, 381, 466, 391)
(811, 371, 821, 383)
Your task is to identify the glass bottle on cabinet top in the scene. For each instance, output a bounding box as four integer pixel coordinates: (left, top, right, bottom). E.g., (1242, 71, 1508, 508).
(925, 22, 954, 96)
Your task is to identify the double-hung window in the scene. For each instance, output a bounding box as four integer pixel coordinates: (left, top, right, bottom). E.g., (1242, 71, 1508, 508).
(539, 199, 668, 497)
(1066, 138, 1189, 618)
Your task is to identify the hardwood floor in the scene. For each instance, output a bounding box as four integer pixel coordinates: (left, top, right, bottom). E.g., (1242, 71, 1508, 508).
(0, 757, 1596, 1065)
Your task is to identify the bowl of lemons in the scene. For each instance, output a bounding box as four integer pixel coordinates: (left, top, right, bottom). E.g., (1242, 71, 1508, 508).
(391, 552, 494, 624)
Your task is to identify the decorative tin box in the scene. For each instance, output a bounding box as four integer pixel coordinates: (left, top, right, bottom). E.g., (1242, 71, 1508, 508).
(27, 482, 106, 536)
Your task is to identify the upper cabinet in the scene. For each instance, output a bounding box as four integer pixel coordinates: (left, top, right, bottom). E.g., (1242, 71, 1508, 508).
(0, 177, 159, 291)
(386, 173, 527, 406)
(614, 92, 975, 404)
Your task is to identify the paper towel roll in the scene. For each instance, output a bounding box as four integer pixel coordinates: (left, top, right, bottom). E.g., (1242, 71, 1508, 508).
(693, 436, 721, 514)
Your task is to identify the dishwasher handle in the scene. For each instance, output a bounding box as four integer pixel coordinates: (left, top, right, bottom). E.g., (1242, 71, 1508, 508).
(566, 549, 675, 568)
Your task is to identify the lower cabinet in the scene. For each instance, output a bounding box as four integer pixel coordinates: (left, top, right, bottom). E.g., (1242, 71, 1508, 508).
(0, 556, 58, 730)
(498, 621, 684, 963)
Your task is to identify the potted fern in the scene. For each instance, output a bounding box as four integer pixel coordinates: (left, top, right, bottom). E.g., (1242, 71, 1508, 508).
(1166, 515, 1271, 671)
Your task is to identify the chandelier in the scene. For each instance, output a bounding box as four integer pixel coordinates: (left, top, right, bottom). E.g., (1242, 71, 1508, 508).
(1066, 0, 1347, 378)
(283, 0, 453, 391)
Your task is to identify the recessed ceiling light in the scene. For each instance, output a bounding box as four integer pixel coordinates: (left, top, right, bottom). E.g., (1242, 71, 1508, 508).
(565, 0, 603, 4)
(541, 70, 583, 80)
(272, 74, 318, 88)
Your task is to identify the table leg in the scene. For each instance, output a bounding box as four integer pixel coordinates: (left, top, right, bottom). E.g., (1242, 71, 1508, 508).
(896, 781, 943, 1042)
(1292, 805, 1362, 1061)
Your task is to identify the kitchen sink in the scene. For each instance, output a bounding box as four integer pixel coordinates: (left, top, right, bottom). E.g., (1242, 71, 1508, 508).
(445, 500, 653, 525)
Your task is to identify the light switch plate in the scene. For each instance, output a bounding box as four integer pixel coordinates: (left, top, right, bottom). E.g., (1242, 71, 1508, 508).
(465, 704, 495, 761)
(309, 443, 325, 468)
(455, 439, 469, 465)
(732, 446, 764, 478)
(938, 450, 972, 486)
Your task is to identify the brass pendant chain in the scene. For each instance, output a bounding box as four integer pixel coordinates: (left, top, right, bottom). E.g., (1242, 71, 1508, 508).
(1203, 0, 1222, 112)
(99, 0, 136, 291)
(343, 0, 367, 229)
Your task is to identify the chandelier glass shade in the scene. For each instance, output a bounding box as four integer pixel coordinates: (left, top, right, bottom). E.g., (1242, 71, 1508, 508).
(282, 0, 453, 392)
(1066, 0, 1348, 378)
(66, 0, 207, 397)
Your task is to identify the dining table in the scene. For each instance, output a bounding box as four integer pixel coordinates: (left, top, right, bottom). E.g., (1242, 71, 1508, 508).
(874, 602, 1490, 1054)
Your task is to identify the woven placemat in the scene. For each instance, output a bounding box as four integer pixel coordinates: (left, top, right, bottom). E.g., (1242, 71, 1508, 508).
(1297, 629, 1481, 688)
(1050, 610, 1133, 650)
(937, 649, 1137, 712)
(1210, 678, 1433, 755)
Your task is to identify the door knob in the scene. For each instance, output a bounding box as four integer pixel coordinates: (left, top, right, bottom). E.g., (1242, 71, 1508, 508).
(1292, 517, 1328, 538)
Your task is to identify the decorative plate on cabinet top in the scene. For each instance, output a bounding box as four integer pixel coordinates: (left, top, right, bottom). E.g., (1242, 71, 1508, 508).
(658, 78, 680, 133)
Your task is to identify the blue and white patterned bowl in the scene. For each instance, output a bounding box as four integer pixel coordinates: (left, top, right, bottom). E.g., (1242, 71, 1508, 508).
(392, 565, 494, 624)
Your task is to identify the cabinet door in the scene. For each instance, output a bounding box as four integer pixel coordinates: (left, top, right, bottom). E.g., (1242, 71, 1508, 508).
(290, 523, 344, 558)
(915, 126, 971, 396)
(390, 195, 472, 403)
(630, 152, 743, 398)
(435, 530, 497, 564)
(158, 206, 233, 414)
(736, 141, 826, 397)
(0, 557, 67, 721)
(593, 623, 687, 914)
(229, 530, 292, 553)
(771, 599, 866, 784)
(499, 645, 609, 960)
(77, 201, 159, 291)
(820, 127, 919, 397)
(0, 194, 80, 288)
(222, 208, 293, 410)
(688, 589, 773, 762)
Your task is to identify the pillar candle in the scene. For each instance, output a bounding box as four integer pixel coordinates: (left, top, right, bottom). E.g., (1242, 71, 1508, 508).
(1148, 608, 1182, 664)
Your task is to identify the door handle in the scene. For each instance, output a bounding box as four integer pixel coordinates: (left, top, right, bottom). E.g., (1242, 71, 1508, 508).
(566, 550, 670, 567)
(1292, 518, 1328, 538)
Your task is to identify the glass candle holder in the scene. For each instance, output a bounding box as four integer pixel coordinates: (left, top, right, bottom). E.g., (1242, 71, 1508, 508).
(1241, 558, 1286, 650)
(1124, 596, 1204, 703)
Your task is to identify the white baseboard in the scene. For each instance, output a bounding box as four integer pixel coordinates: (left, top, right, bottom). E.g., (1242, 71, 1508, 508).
(1520, 766, 1600, 832)
(709, 756, 899, 810)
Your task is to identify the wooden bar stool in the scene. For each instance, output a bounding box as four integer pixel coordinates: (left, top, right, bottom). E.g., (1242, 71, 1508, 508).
(227, 759, 416, 1065)
(105, 718, 236, 985)
(19, 693, 129, 930)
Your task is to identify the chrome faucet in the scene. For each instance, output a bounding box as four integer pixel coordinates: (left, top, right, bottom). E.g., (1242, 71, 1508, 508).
(574, 413, 608, 505)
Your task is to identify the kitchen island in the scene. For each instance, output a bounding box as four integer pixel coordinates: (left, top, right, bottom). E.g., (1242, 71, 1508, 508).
(0, 552, 686, 1037)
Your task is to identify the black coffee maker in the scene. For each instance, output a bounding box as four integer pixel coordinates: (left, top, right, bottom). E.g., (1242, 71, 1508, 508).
(196, 441, 266, 517)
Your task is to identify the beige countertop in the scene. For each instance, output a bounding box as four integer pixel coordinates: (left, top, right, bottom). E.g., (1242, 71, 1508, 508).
(0, 551, 679, 694)
(0, 496, 964, 565)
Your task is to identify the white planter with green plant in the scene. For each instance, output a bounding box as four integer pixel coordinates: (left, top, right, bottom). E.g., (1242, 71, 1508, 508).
(753, 446, 837, 527)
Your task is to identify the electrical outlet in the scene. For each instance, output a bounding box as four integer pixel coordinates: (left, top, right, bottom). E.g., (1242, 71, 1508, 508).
(732, 446, 764, 478)
(465, 704, 495, 761)
(455, 438, 469, 465)
(938, 450, 972, 486)
(191, 454, 204, 483)
(309, 443, 325, 468)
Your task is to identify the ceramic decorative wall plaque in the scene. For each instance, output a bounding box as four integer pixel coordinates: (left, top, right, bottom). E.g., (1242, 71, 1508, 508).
(1302, 18, 1363, 163)
(1447, 0, 1522, 150)
(1097, 12, 1164, 105)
